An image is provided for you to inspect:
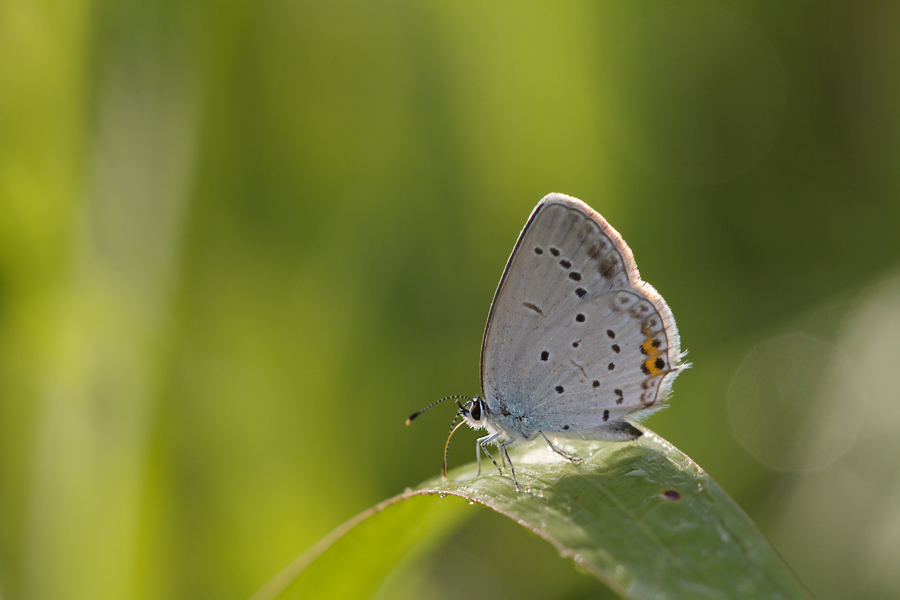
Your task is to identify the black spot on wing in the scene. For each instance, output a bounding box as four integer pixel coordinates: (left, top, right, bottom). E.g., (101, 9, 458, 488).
(599, 258, 618, 279)
(523, 302, 543, 314)
(587, 242, 607, 259)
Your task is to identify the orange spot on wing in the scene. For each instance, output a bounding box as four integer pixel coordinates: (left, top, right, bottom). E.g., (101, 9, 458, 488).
(644, 356, 664, 377)
(642, 336, 665, 377)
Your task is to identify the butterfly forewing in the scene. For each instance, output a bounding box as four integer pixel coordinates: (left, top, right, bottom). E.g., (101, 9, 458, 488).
(479, 194, 682, 436)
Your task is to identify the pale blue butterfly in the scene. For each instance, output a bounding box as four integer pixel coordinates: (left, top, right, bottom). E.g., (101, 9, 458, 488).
(408, 193, 686, 491)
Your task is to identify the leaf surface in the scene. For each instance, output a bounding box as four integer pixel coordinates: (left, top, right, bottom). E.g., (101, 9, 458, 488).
(255, 430, 810, 600)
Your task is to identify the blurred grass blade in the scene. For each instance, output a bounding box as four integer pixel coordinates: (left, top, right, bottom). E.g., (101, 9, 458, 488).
(250, 490, 471, 600)
(255, 430, 810, 599)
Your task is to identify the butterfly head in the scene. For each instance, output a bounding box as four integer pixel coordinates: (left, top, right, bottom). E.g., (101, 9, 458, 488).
(457, 397, 487, 430)
(406, 395, 488, 480)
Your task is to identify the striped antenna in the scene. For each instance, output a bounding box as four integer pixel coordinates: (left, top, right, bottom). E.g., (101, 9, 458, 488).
(405, 395, 473, 425)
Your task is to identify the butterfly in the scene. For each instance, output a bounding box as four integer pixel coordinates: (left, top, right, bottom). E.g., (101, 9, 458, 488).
(408, 193, 686, 491)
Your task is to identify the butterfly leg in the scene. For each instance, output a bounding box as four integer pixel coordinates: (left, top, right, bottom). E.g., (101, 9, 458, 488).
(539, 431, 583, 463)
(500, 440, 520, 492)
(476, 433, 502, 477)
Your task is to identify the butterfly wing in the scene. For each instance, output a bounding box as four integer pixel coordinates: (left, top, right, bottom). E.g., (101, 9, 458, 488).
(479, 194, 684, 436)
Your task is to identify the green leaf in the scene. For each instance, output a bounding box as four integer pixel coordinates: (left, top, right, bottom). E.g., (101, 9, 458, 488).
(254, 430, 810, 600)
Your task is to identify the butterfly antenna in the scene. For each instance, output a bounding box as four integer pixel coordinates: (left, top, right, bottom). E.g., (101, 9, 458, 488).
(442, 416, 467, 480)
(405, 395, 472, 425)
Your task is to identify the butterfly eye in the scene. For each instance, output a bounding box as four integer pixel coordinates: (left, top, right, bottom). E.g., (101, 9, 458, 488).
(469, 399, 482, 421)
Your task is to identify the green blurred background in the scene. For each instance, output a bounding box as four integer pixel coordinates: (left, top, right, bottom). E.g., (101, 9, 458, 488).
(2, 1, 900, 599)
